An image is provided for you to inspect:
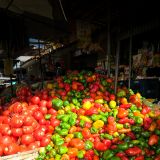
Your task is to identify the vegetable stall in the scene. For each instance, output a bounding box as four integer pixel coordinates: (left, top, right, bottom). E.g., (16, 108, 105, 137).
(0, 70, 160, 160)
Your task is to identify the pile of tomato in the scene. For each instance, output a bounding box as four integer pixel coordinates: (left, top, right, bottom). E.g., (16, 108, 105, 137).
(0, 70, 160, 160)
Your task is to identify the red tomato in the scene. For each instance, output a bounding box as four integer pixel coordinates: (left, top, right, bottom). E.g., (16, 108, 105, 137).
(19, 145, 28, 152)
(38, 125, 47, 133)
(4, 143, 19, 155)
(28, 142, 39, 150)
(34, 129, 45, 141)
(46, 100, 52, 109)
(33, 111, 44, 120)
(39, 100, 47, 107)
(0, 136, 13, 146)
(12, 102, 22, 113)
(39, 118, 47, 125)
(3, 116, 11, 124)
(40, 136, 50, 147)
(11, 128, 23, 137)
(23, 116, 34, 126)
(3, 110, 10, 116)
(41, 94, 48, 100)
(110, 94, 116, 100)
(22, 126, 34, 134)
(0, 144, 4, 156)
(0, 124, 11, 135)
(10, 116, 23, 128)
(39, 106, 48, 115)
(21, 134, 35, 145)
(50, 119, 60, 127)
(31, 120, 39, 129)
(48, 108, 57, 115)
(31, 96, 40, 105)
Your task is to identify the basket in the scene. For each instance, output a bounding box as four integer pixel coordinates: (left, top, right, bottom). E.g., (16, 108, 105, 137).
(0, 149, 39, 160)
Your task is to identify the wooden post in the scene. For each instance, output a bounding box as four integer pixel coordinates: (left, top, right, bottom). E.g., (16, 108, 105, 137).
(114, 39, 120, 94)
(128, 33, 132, 89)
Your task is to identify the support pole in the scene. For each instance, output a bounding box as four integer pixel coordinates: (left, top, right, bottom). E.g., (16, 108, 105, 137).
(128, 34, 132, 89)
(38, 40, 44, 88)
(114, 39, 120, 94)
(107, 4, 111, 77)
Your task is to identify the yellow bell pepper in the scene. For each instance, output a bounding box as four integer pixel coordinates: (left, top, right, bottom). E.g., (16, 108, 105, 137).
(79, 115, 92, 123)
(93, 120, 104, 129)
(83, 101, 92, 110)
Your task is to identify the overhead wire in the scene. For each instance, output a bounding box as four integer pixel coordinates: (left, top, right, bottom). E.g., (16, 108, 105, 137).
(58, 0, 68, 22)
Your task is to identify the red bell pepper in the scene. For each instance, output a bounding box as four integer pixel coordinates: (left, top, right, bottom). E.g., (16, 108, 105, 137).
(141, 105, 151, 114)
(85, 107, 98, 116)
(119, 104, 131, 109)
(82, 98, 94, 103)
(126, 131, 136, 140)
(134, 155, 144, 160)
(118, 117, 135, 125)
(102, 139, 112, 148)
(116, 152, 126, 157)
(94, 141, 108, 151)
(143, 117, 152, 130)
(117, 108, 128, 119)
(125, 146, 142, 156)
(148, 134, 159, 145)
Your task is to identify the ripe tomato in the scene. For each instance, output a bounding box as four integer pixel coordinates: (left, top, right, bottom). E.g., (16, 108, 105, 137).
(46, 100, 52, 109)
(40, 136, 50, 147)
(3, 116, 11, 124)
(148, 134, 159, 146)
(48, 108, 57, 115)
(39, 118, 47, 125)
(50, 119, 60, 127)
(23, 116, 34, 126)
(11, 128, 23, 137)
(0, 136, 13, 146)
(39, 106, 48, 115)
(0, 124, 11, 136)
(41, 94, 48, 100)
(21, 134, 35, 145)
(38, 125, 47, 133)
(28, 142, 39, 150)
(12, 102, 22, 113)
(34, 129, 45, 141)
(22, 126, 34, 134)
(4, 143, 19, 155)
(31, 96, 40, 105)
(3, 110, 10, 116)
(0, 144, 4, 156)
(39, 100, 47, 107)
(10, 116, 23, 128)
(33, 111, 43, 120)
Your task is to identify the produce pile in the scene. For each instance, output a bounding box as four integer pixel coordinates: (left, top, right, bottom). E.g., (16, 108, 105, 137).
(0, 70, 160, 160)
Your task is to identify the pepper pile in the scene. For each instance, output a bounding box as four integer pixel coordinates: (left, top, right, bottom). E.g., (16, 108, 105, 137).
(36, 70, 160, 160)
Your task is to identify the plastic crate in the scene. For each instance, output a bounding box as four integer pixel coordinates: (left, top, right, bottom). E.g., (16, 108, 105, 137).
(0, 149, 39, 160)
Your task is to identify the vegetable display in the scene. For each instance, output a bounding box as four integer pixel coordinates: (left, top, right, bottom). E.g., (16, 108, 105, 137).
(0, 70, 159, 160)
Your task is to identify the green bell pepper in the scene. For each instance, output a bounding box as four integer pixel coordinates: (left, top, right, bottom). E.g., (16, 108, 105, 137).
(79, 120, 85, 127)
(72, 98, 78, 105)
(58, 146, 68, 155)
(63, 100, 70, 107)
(48, 149, 56, 157)
(103, 134, 113, 140)
(155, 129, 160, 136)
(74, 132, 83, 139)
(77, 150, 85, 159)
(52, 98, 63, 109)
(134, 116, 143, 124)
(45, 144, 52, 152)
(90, 127, 98, 133)
(59, 129, 69, 136)
(55, 126, 61, 133)
(131, 126, 142, 133)
(68, 117, 77, 126)
(103, 150, 114, 160)
(61, 115, 70, 122)
(55, 154, 61, 160)
(60, 122, 71, 129)
(117, 142, 129, 150)
(91, 114, 102, 121)
(55, 139, 64, 146)
(130, 105, 137, 111)
(85, 140, 93, 150)
(141, 131, 150, 137)
(111, 157, 121, 160)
